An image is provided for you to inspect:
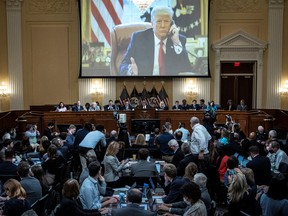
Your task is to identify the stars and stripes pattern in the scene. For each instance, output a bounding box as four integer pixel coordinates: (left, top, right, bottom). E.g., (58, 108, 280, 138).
(90, 0, 123, 46)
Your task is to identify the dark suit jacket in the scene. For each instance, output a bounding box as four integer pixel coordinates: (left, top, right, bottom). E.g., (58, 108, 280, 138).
(163, 176, 189, 204)
(189, 104, 200, 110)
(172, 104, 182, 110)
(236, 104, 247, 111)
(246, 154, 271, 186)
(103, 104, 116, 111)
(177, 154, 198, 176)
(120, 28, 192, 76)
(130, 160, 158, 177)
(171, 148, 184, 168)
(112, 203, 155, 216)
(181, 104, 190, 110)
(72, 105, 85, 112)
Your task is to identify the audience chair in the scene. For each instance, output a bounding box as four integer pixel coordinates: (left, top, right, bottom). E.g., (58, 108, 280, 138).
(31, 193, 50, 216)
(110, 22, 152, 75)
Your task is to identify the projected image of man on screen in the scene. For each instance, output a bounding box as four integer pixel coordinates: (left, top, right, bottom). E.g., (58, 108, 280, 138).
(119, 6, 192, 76)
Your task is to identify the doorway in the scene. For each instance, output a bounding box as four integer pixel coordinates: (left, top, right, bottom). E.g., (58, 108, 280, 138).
(220, 62, 255, 110)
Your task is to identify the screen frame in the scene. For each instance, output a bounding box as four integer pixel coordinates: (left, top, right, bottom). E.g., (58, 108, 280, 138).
(78, 0, 211, 78)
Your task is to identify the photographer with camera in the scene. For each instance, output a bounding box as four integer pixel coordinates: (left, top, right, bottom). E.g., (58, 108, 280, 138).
(225, 114, 234, 130)
(24, 124, 40, 150)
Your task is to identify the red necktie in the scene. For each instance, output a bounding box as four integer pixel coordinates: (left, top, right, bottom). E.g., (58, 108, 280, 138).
(158, 41, 165, 75)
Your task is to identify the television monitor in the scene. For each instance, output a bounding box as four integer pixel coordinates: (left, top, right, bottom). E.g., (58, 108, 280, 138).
(131, 119, 160, 134)
(79, 0, 210, 77)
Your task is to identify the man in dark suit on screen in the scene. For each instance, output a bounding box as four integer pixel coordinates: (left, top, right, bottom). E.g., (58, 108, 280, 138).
(119, 6, 192, 76)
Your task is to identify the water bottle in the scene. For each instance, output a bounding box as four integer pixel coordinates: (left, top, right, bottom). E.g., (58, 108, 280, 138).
(143, 183, 149, 198)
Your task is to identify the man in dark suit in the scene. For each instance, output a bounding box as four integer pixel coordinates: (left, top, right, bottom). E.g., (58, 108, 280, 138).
(103, 100, 115, 111)
(172, 100, 182, 110)
(168, 139, 184, 168)
(112, 188, 155, 216)
(123, 100, 133, 111)
(130, 148, 158, 177)
(189, 99, 200, 110)
(236, 99, 248, 111)
(177, 142, 198, 176)
(162, 163, 189, 204)
(246, 145, 271, 186)
(119, 6, 191, 76)
(72, 100, 85, 112)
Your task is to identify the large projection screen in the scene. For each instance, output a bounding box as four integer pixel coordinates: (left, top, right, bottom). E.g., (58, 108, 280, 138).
(80, 0, 210, 77)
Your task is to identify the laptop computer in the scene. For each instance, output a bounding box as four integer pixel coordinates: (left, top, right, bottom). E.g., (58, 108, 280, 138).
(146, 188, 163, 207)
(120, 203, 148, 210)
(149, 177, 164, 195)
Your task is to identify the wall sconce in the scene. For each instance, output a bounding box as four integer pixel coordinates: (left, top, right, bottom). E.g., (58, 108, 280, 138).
(185, 80, 198, 98)
(91, 81, 103, 100)
(280, 80, 288, 95)
(0, 82, 10, 98)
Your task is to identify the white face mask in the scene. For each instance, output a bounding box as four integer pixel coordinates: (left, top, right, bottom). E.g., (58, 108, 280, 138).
(183, 197, 190, 205)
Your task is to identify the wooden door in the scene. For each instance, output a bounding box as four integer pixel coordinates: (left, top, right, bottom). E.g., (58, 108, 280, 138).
(220, 62, 255, 110)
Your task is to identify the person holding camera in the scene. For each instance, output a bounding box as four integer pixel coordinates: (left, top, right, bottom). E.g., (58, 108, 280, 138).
(24, 124, 40, 150)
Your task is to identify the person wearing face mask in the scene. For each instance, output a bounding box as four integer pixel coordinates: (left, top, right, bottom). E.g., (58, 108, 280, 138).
(158, 182, 207, 216)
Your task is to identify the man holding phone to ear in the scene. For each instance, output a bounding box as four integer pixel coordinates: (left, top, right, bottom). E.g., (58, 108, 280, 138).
(119, 6, 192, 76)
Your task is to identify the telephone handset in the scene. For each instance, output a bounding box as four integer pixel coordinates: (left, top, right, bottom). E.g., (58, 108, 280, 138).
(168, 20, 175, 36)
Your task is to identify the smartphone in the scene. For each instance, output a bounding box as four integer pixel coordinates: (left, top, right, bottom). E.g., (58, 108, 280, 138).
(227, 169, 236, 175)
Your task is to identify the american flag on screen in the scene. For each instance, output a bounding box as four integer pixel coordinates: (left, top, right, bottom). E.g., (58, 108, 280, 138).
(90, 0, 123, 46)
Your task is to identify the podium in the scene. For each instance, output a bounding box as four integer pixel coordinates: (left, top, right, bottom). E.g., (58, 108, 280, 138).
(134, 108, 155, 119)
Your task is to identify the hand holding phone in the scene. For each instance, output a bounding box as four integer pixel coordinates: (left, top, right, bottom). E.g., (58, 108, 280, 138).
(168, 20, 180, 45)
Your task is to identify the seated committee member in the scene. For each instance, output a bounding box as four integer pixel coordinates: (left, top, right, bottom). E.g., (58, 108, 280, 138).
(72, 100, 85, 112)
(172, 100, 182, 110)
(55, 101, 67, 112)
(157, 101, 168, 110)
(103, 100, 115, 111)
(236, 99, 247, 111)
(119, 6, 192, 76)
(111, 188, 155, 216)
(130, 148, 158, 177)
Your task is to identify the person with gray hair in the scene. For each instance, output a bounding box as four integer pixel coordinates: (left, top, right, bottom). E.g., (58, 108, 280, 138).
(169, 139, 184, 167)
(190, 116, 211, 160)
(119, 5, 192, 76)
(177, 142, 198, 176)
(267, 140, 288, 171)
(193, 173, 211, 211)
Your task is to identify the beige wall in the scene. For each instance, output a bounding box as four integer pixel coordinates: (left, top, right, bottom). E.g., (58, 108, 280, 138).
(0, 0, 288, 111)
(0, 1, 9, 111)
(22, 0, 80, 107)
